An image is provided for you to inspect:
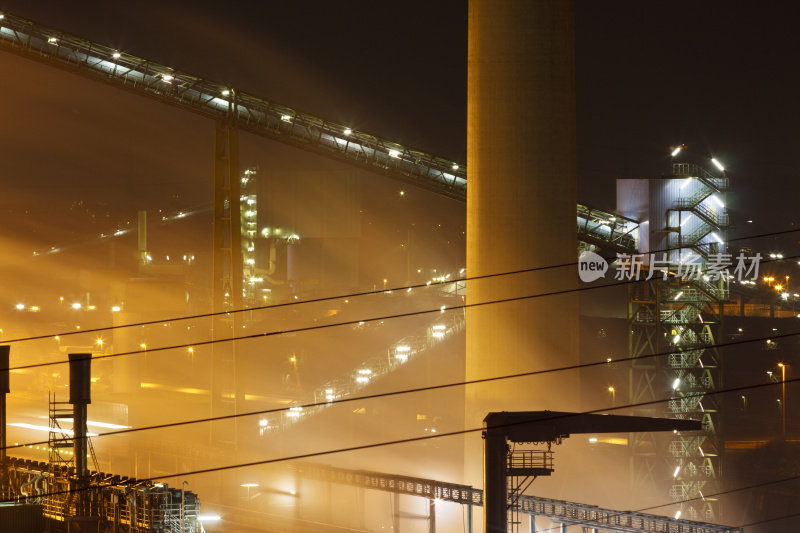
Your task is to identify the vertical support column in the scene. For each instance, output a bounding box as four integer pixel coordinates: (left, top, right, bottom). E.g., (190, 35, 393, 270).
(137, 210, 147, 265)
(528, 514, 535, 533)
(325, 479, 332, 525)
(211, 104, 242, 447)
(357, 486, 365, 531)
(628, 279, 660, 495)
(113, 492, 121, 532)
(467, 503, 473, 533)
(428, 498, 436, 533)
(484, 429, 508, 533)
(295, 472, 302, 522)
(212, 120, 242, 313)
(0, 346, 9, 463)
(393, 492, 400, 533)
(0, 346, 9, 499)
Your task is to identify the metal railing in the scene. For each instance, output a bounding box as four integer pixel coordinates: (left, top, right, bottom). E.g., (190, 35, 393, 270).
(671, 164, 728, 191)
(507, 450, 554, 472)
(674, 199, 728, 228)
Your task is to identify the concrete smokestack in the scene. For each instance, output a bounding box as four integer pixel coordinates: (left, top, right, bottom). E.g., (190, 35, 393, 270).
(69, 353, 92, 481)
(465, 0, 579, 503)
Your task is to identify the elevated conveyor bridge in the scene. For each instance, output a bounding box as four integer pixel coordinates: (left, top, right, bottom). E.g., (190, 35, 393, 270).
(0, 11, 638, 258)
(297, 463, 742, 533)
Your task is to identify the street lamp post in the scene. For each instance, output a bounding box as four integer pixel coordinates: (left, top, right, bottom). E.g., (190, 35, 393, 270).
(608, 386, 615, 408)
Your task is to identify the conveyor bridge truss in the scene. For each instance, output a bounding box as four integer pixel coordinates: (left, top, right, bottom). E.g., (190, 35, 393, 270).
(0, 12, 639, 259)
(297, 463, 741, 533)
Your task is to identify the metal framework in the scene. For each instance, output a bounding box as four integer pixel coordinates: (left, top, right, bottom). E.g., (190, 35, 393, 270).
(212, 122, 242, 313)
(577, 204, 639, 255)
(484, 411, 703, 533)
(628, 163, 728, 522)
(241, 169, 260, 303)
(259, 288, 466, 434)
(0, 13, 466, 201)
(209, 121, 241, 448)
(297, 463, 742, 533)
(3, 457, 199, 532)
(0, 11, 644, 259)
(47, 393, 98, 485)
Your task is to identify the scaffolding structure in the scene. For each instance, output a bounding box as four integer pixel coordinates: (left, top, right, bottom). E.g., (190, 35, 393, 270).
(627, 162, 728, 522)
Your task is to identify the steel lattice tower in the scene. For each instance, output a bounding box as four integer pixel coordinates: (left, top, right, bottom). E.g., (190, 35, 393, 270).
(625, 162, 728, 521)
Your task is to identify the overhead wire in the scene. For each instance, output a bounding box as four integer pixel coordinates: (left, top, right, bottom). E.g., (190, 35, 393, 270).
(3, 377, 799, 521)
(5, 260, 800, 376)
(0, 270, 794, 526)
(531, 471, 800, 533)
(2, 226, 796, 346)
(2, 220, 797, 525)
(3, 331, 798, 452)
(4, 238, 799, 374)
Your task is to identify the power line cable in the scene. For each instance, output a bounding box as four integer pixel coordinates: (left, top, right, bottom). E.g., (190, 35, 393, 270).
(6, 265, 800, 376)
(2, 235, 796, 521)
(6, 237, 800, 370)
(532, 471, 800, 532)
(4, 226, 797, 345)
(5, 289, 596, 372)
(4, 344, 797, 453)
(3, 382, 798, 519)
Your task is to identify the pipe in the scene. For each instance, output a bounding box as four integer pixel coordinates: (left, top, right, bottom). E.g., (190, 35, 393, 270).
(20, 473, 45, 502)
(34, 473, 46, 498)
(262, 240, 286, 286)
(69, 353, 92, 481)
(182, 480, 188, 531)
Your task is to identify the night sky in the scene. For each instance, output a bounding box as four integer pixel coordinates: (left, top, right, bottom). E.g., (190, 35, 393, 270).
(2, 1, 798, 225)
(2, 1, 798, 245)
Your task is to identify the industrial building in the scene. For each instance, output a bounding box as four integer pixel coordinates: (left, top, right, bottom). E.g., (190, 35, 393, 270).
(0, 3, 796, 533)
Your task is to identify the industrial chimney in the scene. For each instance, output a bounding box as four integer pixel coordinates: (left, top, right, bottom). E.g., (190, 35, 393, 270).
(465, 0, 579, 505)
